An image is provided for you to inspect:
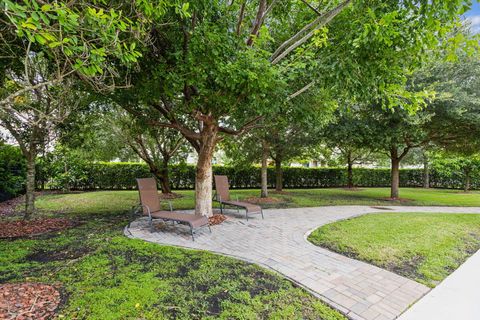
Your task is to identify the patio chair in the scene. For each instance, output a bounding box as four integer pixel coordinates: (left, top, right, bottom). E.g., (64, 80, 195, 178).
(135, 178, 210, 241)
(213, 175, 264, 221)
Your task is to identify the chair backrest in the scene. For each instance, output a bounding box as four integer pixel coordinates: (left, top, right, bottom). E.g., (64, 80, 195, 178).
(214, 175, 231, 201)
(136, 178, 161, 215)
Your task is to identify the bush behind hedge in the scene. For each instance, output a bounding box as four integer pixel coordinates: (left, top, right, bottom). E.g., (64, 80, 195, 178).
(36, 161, 480, 191)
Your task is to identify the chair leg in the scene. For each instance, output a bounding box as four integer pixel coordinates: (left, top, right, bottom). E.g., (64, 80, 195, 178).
(190, 226, 195, 241)
(208, 224, 212, 233)
(220, 203, 223, 214)
(261, 208, 264, 219)
(245, 210, 248, 221)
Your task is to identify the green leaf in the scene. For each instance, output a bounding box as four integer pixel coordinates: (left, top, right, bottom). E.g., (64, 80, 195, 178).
(21, 22, 37, 30)
(41, 4, 51, 11)
(48, 41, 62, 48)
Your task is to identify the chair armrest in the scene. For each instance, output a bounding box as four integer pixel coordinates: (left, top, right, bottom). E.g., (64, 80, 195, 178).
(136, 204, 152, 219)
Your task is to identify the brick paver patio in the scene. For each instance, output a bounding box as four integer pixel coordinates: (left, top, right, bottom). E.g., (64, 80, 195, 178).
(125, 206, 480, 320)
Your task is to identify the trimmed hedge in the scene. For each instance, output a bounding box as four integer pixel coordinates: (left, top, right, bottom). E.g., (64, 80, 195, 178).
(0, 144, 26, 201)
(36, 161, 479, 190)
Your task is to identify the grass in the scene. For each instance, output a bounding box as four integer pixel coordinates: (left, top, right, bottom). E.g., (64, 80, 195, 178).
(32, 187, 480, 218)
(308, 212, 480, 287)
(4, 187, 479, 317)
(1, 196, 345, 319)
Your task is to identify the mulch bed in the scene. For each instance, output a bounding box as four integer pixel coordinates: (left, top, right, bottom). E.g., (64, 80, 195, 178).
(0, 283, 61, 320)
(0, 196, 24, 217)
(0, 218, 75, 239)
(244, 196, 284, 204)
(209, 214, 227, 226)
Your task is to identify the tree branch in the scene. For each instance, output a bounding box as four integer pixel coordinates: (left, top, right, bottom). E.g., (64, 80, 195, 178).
(270, 0, 351, 64)
(287, 81, 315, 100)
(218, 115, 263, 135)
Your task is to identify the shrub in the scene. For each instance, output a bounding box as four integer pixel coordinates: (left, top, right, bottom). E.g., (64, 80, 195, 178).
(36, 161, 480, 191)
(0, 143, 26, 201)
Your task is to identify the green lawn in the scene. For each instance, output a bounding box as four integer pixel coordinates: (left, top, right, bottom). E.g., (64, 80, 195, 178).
(1, 195, 345, 319)
(308, 212, 480, 287)
(33, 187, 480, 218)
(4, 187, 480, 318)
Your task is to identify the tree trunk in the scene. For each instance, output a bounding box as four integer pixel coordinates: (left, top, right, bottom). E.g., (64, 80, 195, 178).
(464, 171, 471, 192)
(423, 153, 430, 189)
(260, 140, 269, 198)
(159, 161, 172, 194)
(390, 155, 400, 199)
(347, 151, 354, 188)
(194, 124, 217, 217)
(24, 155, 36, 219)
(275, 158, 283, 192)
(147, 160, 171, 194)
(64, 162, 70, 191)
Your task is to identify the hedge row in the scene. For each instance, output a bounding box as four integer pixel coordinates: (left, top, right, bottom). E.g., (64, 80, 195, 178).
(36, 162, 480, 190)
(0, 144, 26, 201)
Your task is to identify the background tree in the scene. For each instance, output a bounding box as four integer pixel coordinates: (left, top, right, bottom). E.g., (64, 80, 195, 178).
(57, 103, 190, 194)
(0, 56, 85, 217)
(360, 104, 432, 199)
(322, 107, 373, 188)
(222, 128, 270, 197)
(432, 154, 480, 192)
(112, 110, 189, 194)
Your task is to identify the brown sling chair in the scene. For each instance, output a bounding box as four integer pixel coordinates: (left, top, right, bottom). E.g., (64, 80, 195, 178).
(135, 178, 210, 241)
(213, 175, 264, 221)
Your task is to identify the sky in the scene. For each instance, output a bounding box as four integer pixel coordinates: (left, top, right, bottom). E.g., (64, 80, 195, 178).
(465, 1, 480, 33)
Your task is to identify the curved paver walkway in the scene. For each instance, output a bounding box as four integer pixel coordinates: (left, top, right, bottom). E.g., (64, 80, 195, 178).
(125, 206, 480, 320)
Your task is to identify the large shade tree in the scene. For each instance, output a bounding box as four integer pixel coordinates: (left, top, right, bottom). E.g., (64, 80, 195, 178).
(121, 0, 468, 216)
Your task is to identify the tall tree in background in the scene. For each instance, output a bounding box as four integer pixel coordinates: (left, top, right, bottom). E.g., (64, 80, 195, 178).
(360, 104, 433, 199)
(0, 57, 84, 217)
(322, 108, 373, 188)
(112, 111, 188, 194)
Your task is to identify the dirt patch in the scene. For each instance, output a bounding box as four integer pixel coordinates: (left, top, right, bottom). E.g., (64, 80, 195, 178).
(244, 197, 284, 204)
(386, 255, 425, 281)
(246, 271, 281, 297)
(158, 192, 183, 200)
(209, 214, 227, 226)
(0, 218, 75, 239)
(206, 290, 230, 315)
(317, 242, 427, 283)
(0, 283, 61, 320)
(27, 246, 92, 263)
